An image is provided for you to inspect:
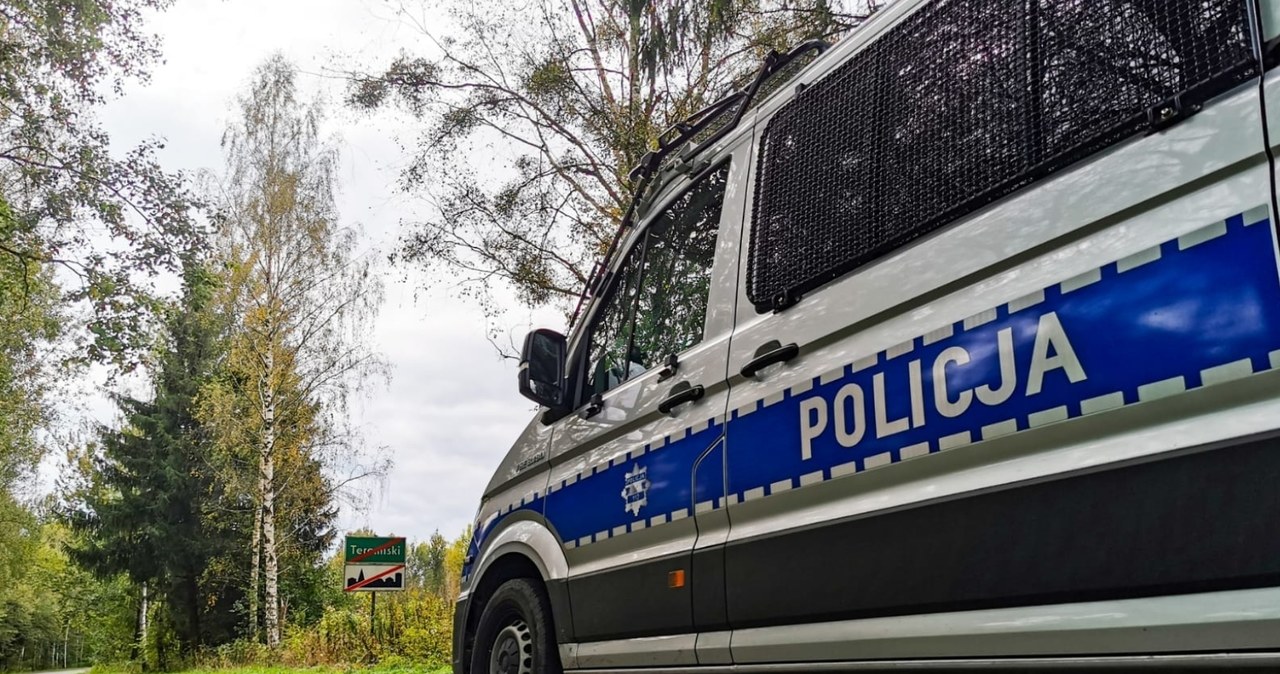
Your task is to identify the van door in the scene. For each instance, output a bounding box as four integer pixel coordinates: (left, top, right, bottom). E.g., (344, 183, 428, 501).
(542, 143, 750, 665)
(723, 0, 1280, 664)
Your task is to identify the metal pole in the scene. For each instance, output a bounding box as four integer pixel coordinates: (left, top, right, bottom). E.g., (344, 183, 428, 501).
(370, 592, 377, 640)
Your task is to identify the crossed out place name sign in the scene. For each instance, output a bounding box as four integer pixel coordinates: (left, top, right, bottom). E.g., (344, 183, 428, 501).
(344, 535, 406, 592)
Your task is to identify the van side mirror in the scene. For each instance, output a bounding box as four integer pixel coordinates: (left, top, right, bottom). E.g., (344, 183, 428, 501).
(518, 328, 567, 409)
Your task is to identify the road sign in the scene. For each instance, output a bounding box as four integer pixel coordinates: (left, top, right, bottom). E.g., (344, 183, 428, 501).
(344, 535, 406, 592)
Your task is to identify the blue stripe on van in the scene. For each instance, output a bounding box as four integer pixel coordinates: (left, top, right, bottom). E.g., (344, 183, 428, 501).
(544, 420, 724, 548)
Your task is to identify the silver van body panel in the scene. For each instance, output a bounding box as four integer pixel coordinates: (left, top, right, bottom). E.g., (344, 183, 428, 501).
(470, 518, 568, 584)
(565, 585, 1280, 667)
(480, 411, 554, 497)
(575, 634, 698, 669)
(1261, 0, 1280, 41)
(728, 586, 1280, 663)
(572, 653, 1280, 673)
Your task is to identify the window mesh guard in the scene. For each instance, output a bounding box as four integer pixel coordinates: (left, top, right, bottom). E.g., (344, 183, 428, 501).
(747, 0, 1257, 311)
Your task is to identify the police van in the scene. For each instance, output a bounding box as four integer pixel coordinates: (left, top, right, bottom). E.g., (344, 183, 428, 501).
(454, 0, 1280, 671)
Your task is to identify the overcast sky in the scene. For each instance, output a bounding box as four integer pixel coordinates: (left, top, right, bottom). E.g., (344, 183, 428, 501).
(85, 0, 563, 544)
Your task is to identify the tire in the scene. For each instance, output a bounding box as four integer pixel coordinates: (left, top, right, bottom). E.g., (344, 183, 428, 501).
(469, 578, 562, 674)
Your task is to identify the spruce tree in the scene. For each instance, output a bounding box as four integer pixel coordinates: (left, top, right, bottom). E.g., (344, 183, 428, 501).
(70, 259, 233, 652)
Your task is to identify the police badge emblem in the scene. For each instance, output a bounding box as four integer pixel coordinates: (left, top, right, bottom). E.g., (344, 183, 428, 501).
(621, 464, 650, 516)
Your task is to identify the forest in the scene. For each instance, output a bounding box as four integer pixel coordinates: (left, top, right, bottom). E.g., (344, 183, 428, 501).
(0, 0, 882, 671)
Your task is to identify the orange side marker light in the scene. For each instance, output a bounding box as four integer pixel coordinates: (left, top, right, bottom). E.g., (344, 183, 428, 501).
(668, 569, 686, 588)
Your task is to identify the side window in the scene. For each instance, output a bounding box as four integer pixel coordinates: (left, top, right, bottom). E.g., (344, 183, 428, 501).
(584, 162, 730, 398)
(586, 251, 643, 397)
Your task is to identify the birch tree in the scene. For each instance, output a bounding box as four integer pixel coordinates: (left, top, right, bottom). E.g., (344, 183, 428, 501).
(215, 55, 383, 647)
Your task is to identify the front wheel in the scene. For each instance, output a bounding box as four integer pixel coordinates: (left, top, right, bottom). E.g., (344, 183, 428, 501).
(470, 578, 561, 674)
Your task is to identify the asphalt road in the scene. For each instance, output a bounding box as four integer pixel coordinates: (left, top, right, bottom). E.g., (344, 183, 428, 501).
(33, 668, 89, 674)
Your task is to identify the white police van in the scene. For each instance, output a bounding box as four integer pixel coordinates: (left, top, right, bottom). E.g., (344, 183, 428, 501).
(454, 1, 1280, 671)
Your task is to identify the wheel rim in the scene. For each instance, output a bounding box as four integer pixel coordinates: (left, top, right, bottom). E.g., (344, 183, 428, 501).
(488, 617, 533, 674)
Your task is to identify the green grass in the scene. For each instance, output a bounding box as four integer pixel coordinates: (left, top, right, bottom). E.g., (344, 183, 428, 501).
(92, 666, 451, 674)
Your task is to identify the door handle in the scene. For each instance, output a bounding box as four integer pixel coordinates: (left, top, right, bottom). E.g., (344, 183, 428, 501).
(658, 381, 705, 414)
(740, 340, 800, 378)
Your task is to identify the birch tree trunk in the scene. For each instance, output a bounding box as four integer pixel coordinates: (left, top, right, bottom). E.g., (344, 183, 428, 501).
(138, 582, 149, 657)
(263, 460, 279, 646)
(248, 493, 261, 641)
(262, 370, 279, 646)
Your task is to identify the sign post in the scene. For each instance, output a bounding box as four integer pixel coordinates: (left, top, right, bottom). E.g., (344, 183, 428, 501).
(345, 535, 406, 639)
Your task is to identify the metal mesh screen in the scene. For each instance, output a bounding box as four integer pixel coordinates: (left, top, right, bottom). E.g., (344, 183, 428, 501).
(747, 0, 1257, 311)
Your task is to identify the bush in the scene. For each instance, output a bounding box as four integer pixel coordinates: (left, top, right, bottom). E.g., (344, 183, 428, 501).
(272, 589, 453, 669)
(200, 639, 275, 669)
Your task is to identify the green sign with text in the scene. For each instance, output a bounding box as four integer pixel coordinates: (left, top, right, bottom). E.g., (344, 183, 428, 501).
(344, 536, 406, 565)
